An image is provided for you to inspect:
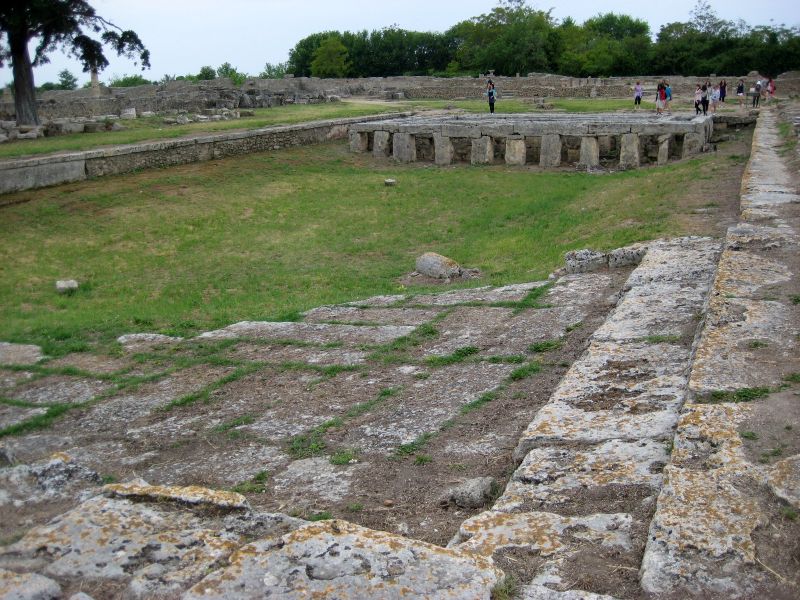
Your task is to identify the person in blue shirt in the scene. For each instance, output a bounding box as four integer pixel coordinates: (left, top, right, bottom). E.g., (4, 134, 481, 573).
(486, 80, 497, 114)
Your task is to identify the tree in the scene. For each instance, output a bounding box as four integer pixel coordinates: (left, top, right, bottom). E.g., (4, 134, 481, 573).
(216, 62, 247, 85)
(259, 61, 288, 79)
(196, 65, 216, 80)
(107, 73, 151, 87)
(310, 36, 350, 78)
(57, 68, 78, 89)
(0, 1, 150, 125)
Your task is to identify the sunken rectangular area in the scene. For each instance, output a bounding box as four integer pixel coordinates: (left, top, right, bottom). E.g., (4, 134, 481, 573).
(349, 112, 713, 169)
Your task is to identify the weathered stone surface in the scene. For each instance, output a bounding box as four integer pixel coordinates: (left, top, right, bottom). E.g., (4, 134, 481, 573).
(433, 133, 454, 165)
(411, 282, 545, 306)
(54, 279, 78, 294)
(392, 132, 416, 162)
(348, 130, 368, 152)
(618, 133, 639, 169)
(521, 585, 619, 600)
(564, 249, 605, 274)
(657, 135, 670, 165)
(539, 134, 561, 167)
(505, 138, 526, 165)
(577, 136, 599, 168)
(117, 332, 184, 350)
(9, 375, 111, 406)
(184, 519, 504, 600)
(767, 454, 800, 509)
(415, 252, 462, 279)
(303, 305, 441, 326)
(606, 243, 648, 268)
(271, 457, 364, 506)
(372, 130, 391, 157)
(0, 404, 47, 431)
(0, 453, 100, 508)
(103, 480, 249, 508)
(0, 569, 61, 600)
(682, 132, 703, 157)
(226, 342, 367, 366)
(442, 477, 496, 508)
(0, 342, 43, 366)
(120, 108, 137, 120)
(471, 136, 494, 164)
(198, 321, 414, 346)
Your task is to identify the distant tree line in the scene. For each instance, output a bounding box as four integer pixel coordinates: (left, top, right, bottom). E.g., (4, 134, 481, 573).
(287, 0, 800, 78)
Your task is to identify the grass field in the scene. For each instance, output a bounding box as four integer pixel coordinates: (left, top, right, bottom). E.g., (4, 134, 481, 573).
(0, 135, 746, 357)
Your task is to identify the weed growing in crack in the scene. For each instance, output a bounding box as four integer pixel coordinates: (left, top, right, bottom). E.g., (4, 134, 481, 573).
(528, 339, 562, 353)
(641, 334, 682, 344)
(346, 503, 364, 512)
(460, 389, 501, 415)
(287, 418, 343, 458)
(308, 511, 333, 521)
(780, 506, 798, 521)
(491, 575, 519, 600)
(509, 362, 541, 381)
(485, 355, 526, 364)
(396, 432, 434, 457)
(330, 448, 359, 465)
(702, 387, 771, 404)
(425, 346, 479, 367)
(231, 470, 269, 494)
(414, 454, 433, 465)
(740, 431, 759, 440)
(748, 340, 769, 349)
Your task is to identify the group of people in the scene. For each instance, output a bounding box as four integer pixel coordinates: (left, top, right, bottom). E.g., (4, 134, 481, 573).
(632, 77, 777, 115)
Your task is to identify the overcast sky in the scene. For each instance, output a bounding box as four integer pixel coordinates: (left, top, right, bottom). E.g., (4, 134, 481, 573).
(2, 0, 798, 85)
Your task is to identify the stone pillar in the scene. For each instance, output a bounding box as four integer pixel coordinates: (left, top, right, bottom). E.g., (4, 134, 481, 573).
(349, 131, 368, 153)
(90, 69, 101, 98)
(539, 134, 561, 167)
(373, 131, 391, 157)
(505, 136, 526, 166)
(393, 133, 416, 163)
(682, 133, 703, 158)
(471, 136, 494, 165)
(433, 133, 454, 165)
(578, 137, 599, 168)
(657, 135, 671, 166)
(619, 133, 640, 169)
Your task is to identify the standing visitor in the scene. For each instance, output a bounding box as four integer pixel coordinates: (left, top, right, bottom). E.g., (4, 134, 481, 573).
(736, 79, 745, 109)
(633, 81, 643, 110)
(486, 80, 496, 114)
(694, 84, 703, 114)
(655, 82, 664, 115)
(710, 84, 720, 113)
(700, 84, 709, 115)
(719, 80, 727, 102)
(767, 78, 776, 103)
(753, 80, 761, 108)
(665, 81, 672, 113)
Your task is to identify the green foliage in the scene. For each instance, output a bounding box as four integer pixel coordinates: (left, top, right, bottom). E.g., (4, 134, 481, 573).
(460, 389, 500, 415)
(197, 66, 216, 80)
(216, 62, 247, 85)
(528, 339, 562, 353)
(330, 448, 358, 465)
(259, 61, 288, 79)
(509, 362, 541, 381)
(287, 418, 342, 458)
(346, 503, 364, 512)
(311, 37, 350, 78)
(425, 346, 479, 367)
(740, 431, 758, 440)
(396, 432, 434, 456)
(108, 74, 152, 87)
(57, 69, 79, 90)
(231, 470, 269, 494)
(491, 575, 519, 600)
(414, 454, 432, 465)
(702, 387, 772, 404)
(308, 511, 333, 521)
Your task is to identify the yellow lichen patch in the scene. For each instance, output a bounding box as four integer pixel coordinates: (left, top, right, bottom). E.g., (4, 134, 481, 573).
(49, 451, 73, 463)
(103, 482, 248, 509)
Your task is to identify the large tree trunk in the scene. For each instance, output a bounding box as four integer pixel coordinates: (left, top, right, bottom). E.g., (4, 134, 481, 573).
(10, 33, 39, 126)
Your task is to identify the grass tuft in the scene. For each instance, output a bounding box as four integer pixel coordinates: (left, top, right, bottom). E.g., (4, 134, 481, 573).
(509, 362, 541, 381)
(528, 339, 562, 353)
(702, 387, 771, 404)
(425, 346, 479, 367)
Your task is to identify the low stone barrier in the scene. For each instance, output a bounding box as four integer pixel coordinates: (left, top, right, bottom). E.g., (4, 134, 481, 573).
(0, 112, 414, 195)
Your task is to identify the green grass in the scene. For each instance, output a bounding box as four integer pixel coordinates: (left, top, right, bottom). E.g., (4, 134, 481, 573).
(740, 431, 759, 440)
(396, 432, 434, 456)
(414, 454, 433, 465)
(0, 102, 407, 159)
(307, 511, 333, 521)
(231, 470, 269, 494)
(0, 138, 734, 357)
(330, 448, 359, 465)
(287, 417, 343, 458)
(528, 339, 562, 353)
(641, 334, 682, 344)
(701, 387, 771, 404)
(0, 403, 78, 437)
(509, 362, 541, 381)
(460, 389, 501, 415)
(425, 346, 479, 367)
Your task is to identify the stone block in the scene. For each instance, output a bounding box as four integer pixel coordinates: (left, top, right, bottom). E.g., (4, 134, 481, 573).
(392, 133, 416, 163)
(577, 136, 599, 168)
(471, 136, 493, 165)
(348, 130, 368, 153)
(416, 252, 462, 279)
(619, 133, 640, 169)
(539, 134, 561, 167)
(505, 138, 526, 165)
(120, 108, 137, 120)
(372, 130, 391, 157)
(433, 133, 454, 165)
(55, 279, 79, 294)
(682, 132, 703, 158)
(657, 135, 671, 165)
(62, 122, 85, 134)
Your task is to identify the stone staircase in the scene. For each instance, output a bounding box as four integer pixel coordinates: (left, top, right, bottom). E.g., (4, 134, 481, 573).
(1, 109, 798, 599)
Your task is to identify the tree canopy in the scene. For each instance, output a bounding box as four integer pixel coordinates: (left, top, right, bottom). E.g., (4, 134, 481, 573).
(0, 0, 150, 124)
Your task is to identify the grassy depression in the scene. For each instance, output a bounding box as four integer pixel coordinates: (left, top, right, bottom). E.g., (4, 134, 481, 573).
(0, 138, 738, 356)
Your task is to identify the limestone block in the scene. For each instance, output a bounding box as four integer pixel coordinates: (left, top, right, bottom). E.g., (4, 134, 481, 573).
(184, 520, 504, 600)
(442, 477, 496, 508)
(103, 481, 249, 509)
(372, 130, 391, 157)
(471, 136, 494, 164)
(505, 138, 526, 165)
(577, 136, 599, 168)
(348, 130, 368, 153)
(83, 122, 104, 133)
(0, 342, 43, 366)
(682, 132, 703, 158)
(61, 122, 85, 134)
(434, 133, 454, 165)
(0, 134, 7, 144)
(539, 134, 561, 167)
(392, 132, 416, 163)
(416, 252, 462, 279)
(198, 321, 415, 346)
(120, 108, 137, 120)
(619, 133, 640, 169)
(767, 455, 800, 509)
(117, 333, 184, 351)
(657, 134, 671, 165)
(564, 249, 606, 274)
(0, 569, 61, 600)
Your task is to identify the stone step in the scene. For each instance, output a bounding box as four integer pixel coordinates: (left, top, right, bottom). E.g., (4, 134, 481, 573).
(640, 108, 800, 598)
(450, 237, 721, 597)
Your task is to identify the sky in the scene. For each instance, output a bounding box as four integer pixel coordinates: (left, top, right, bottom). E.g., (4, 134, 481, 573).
(2, 0, 798, 86)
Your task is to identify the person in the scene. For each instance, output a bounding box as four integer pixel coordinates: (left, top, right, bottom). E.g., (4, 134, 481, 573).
(486, 79, 496, 114)
(655, 82, 665, 115)
(710, 84, 720, 113)
(736, 79, 745, 109)
(767, 77, 776, 103)
(753, 80, 761, 108)
(665, 81, 672, 113)
(700, 84, 709, 115)
(719, 80, 727, 102)
(694, 84, 703, 114)
(633, 81, 643, 110)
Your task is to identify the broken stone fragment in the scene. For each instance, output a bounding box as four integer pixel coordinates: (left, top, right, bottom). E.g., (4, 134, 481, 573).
(416, 252, 463, 279)
(385, 178, 397, 186)
(116, 332, 184, 350)
(103, 480, 249, 509)
(55, 280, 79, 294)
(564, 249, 606, 274)
(441, 477, 496, 509)
(0, 568, 61, 600)
(766, 454, 800, 509)
(0, 342, 43, 366)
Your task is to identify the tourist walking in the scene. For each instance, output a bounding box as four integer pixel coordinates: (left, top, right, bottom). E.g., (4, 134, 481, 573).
(655, 82, 665, 115)
(767, 77, 776, 103)
(719, 79, 727, 102)
(711, 84, 720, 113)
(694, 84, 703, 114)
(753, 80, 761, 107)
(700, 84, 709, 115)
(665, 81, 672, 113)
(486, 80, 497, 114)
(633, 81, 643, 110)
(736, 79, 745, 109)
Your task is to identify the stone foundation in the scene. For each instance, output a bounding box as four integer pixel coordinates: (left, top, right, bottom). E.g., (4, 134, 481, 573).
(350, 113, 714, 170)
